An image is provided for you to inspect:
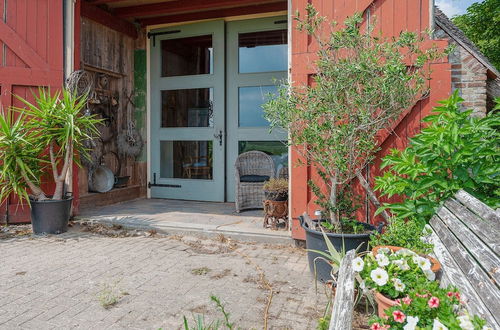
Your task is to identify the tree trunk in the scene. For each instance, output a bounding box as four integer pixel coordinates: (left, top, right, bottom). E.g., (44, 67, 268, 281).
(329, 175, 341, 232)
(21, 170, 47, 201)
(52, 140, 72, 200)
(356, 172, 390, 222)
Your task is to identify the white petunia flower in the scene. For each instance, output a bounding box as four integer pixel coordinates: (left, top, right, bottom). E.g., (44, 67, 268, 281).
(403, 316, 419, 330)
(396, 248, 416, 257)
(378, 247, 391, 255)
(412, 255, 420, 264)
(393, 278, 406, 292)
(370, 268, 389, 286)
(424, 269, 436, 281)
(376, 253, 390, 267)
(432, 319, 448, 330)
(457, 314, 474, 330)
(417, 257, 432, 271)
(352, 257, 364, 272)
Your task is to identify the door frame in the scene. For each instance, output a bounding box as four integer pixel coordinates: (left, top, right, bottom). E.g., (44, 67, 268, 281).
(225, 16, 288, 202)
(146, 11, 292, 202)
(148, 20, 225, 201)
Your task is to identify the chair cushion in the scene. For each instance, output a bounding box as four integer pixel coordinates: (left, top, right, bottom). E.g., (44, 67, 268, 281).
(240, 175, 270, 183)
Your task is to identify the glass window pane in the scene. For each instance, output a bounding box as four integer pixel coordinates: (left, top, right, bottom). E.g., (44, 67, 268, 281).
(238, 141, 288, 177)
(161, 35, 213, 77)
(161, 88, 213, 127)
(160, 141, 213, 179)
(239, 30, 287, 73)
(238, 85, 277, 127)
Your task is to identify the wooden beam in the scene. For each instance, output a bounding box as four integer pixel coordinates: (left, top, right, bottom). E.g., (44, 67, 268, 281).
(86, 0, 125, 4)
(116, 0, 284, 18)
(138, 2, 287, 27)
(81, 2, 138, 39)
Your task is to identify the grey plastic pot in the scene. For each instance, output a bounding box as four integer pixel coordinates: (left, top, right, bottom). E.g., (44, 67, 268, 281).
(300, 216, 383, 283)
(30, 197, 73, 235)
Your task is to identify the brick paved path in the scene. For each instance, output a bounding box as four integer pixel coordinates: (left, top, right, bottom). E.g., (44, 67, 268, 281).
(0, 228, 327, 329)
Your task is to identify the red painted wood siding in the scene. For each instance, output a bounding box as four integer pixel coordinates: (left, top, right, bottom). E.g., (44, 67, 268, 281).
(290, 0, 451, 239)
(0, 0, 64, 223)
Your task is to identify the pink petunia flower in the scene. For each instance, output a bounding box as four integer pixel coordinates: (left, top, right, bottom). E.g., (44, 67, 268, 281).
(395, 298, 401, 305)
(455, 292, 461, 300)
(447, 291, 454, 298)
(370, 323, 383, 330)
(428, 296, 440, 308)
(402, 296, 412, 305)
(392, 310, 406, 323)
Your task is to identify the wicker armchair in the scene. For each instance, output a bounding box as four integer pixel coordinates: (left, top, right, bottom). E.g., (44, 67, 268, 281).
(235, 151, 275, 212)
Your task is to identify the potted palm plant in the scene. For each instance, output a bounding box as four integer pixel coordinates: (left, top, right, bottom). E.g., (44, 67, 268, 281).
(0, 88, 101, 234)
(264, 5, 447, 282)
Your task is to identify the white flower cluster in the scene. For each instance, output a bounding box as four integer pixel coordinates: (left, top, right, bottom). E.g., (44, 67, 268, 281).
(352, 247, 437, 291)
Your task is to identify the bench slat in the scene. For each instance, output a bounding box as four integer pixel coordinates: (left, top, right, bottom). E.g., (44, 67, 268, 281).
(428, 226, 498, 328)
(455, 189, 500, 225)
(445, 199, 500, 255)
(329, 250, 356, 330)
(431, 215, 500, 326)
(439, 205, 500, 285)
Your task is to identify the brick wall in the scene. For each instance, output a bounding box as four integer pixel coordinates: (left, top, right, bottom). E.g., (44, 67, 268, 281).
(435, 28, 488, 117)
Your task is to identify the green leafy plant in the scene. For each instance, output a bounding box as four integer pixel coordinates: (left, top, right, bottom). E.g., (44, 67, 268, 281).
(182, 295, 236, 330)
(369, 281, 489, 330)
(375, 91, 500, 225)
(370, 218, 433, 254)
(264, 5, 448, 231)
(354, 248, 436, 300)
(0, 88, 101, 204)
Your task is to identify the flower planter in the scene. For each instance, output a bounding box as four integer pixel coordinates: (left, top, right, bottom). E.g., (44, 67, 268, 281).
(30, 197, 73, 235)
(372, 245, 442, 274)
(300, 215, 382, 283)
(375, 291, 398, 319)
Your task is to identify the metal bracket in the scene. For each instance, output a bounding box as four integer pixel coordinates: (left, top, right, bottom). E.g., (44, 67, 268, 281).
(147, 30, 181, 47)
(148, 173, 181, 188)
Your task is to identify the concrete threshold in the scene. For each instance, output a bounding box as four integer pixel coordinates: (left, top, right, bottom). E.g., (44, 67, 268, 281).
(76, 198, 293, 245)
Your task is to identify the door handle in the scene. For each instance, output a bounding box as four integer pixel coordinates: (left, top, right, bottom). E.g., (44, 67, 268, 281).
(214, 130, 223, 146)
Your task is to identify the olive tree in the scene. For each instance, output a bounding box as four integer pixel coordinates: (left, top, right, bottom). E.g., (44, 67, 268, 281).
(264, 5, 448, 231)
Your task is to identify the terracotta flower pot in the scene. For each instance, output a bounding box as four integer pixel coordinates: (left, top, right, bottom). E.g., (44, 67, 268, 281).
(375, 291, 398, 319)
(372, 245, 442, 273)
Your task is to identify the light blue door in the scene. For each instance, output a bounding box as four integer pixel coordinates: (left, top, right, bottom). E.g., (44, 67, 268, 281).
(150, 21, 225, 201)
(226, 17, 288, 202)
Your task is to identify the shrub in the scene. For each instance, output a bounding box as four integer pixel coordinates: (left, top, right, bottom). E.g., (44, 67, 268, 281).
(370, 218, 433, 254)
(375, 91, 500, 225)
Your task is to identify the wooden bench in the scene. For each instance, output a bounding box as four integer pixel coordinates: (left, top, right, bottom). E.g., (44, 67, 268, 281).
(328, 190, 500, 330)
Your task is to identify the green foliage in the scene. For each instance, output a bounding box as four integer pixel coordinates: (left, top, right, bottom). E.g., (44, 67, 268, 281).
(182, 295, 236, 330)
(0, 110, 46, 205)
(0, 88, 101, 203)
(264, 5, 447, 229)
(452, 0, 500, 70)
(375, 91, 500, 225)
(369, 281, 488, 329)
(370, 218, 433, 254)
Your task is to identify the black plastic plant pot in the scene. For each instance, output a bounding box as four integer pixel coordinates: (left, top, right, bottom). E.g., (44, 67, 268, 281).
(30, 197, 73, 235)
(300, 215, 381, 283)
(264, 191, 288, 201)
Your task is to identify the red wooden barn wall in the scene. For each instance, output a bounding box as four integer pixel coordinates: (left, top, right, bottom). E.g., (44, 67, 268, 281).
(0, 0, 65, 223)
(289, 0, 452, 240)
